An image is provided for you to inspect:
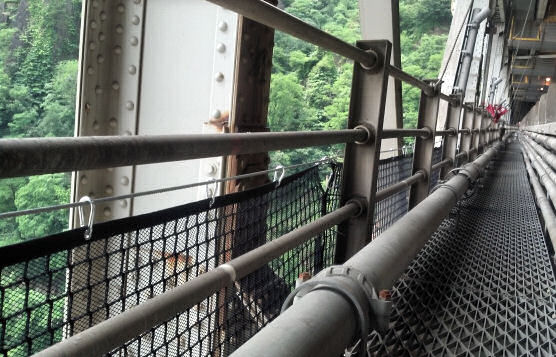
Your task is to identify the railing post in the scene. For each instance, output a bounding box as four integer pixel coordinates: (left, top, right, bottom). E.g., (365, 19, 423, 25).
(334, 40, 391, 263)
(460, 103, 475, 162)
(440, 94, 462, 178)
(471, 106, 482, 160)
(408, 80, 440, 209)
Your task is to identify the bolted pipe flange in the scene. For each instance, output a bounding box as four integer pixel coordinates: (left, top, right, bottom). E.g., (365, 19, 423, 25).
(353, 123, 375, 145)
(281, 265, 392, 356)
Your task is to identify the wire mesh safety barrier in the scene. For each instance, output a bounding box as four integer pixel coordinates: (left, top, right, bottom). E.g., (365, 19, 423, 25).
(0, 151, 430, 356)
(0, 166, 339, 357)
(372, 147, 443, 239)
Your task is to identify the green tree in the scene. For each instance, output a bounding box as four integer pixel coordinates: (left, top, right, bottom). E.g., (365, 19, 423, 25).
(14, 174, 70, 240)
(37, 60, 78, 137)
(268, 72, 308, 131)
(0, 178, 27, 245)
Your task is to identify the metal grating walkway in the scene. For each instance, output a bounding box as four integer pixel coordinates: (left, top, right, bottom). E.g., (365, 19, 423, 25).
(368, 141, 556, 356)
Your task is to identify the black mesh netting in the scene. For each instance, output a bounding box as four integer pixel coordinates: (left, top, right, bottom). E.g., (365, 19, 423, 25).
(0, 165, 341, 357)
(0, 151, 434, 356)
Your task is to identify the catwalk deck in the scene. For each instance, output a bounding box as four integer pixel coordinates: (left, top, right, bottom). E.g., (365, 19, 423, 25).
(368, 141, 556, 356)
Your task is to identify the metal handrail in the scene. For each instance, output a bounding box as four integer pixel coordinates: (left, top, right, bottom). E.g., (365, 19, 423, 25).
(205, 0, 378, 69)
(0, 158, 335, 220)
(0, 129, 367, 178)
(382, 128, 431, 139)
(34, 202, 360, 357)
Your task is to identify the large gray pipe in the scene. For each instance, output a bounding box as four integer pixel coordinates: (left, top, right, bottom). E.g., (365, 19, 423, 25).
(454, 8, 492, 95)
(526, 131, 556, 155)
(231, 139, 505, 357)
(488, 77, 503, 104)
(523, 135, 556, 179)
(521, 141, 556, 261)
(522, 139, 556, 209)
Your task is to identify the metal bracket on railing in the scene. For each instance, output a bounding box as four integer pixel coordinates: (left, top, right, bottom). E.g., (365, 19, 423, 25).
(354, 123, 375, 145)
(359, 49, 382, 73)
(281, 265, 392, 356)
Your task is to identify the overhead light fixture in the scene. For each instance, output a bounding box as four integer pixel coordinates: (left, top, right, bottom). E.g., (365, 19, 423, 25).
(540, 87, 544, 91)
(547, 77, 552, 82)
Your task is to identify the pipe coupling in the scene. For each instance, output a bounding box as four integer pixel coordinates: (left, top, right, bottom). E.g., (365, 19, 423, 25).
(281, 265, 392, 355)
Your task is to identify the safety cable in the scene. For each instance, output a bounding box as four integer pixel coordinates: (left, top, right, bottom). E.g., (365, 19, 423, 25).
(0, 157, 337, 220)
(438, 1, 473, 83)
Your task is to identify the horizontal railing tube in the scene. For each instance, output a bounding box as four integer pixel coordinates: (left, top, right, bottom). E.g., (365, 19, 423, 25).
(387, 65, 434, 96)
(381, 128, 431, 139)
(436, 129, 457, 136)
(231, 139, 505, 357)
(439, 92, 455, 104)
(432, 158, 452, 171)
(205, 0, 377, 69)
(34, 202, 359, 357)
(0, 129, 367, 178)
(522, 143, 556, 260)
(375, 171, 425, 202)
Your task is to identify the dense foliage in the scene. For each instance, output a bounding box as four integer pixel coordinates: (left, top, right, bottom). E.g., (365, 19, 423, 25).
(0, 0, 452, 243)
(0, 1, 452, 353)
(268, 0, 452, 166)
(0, 0, 80, 246)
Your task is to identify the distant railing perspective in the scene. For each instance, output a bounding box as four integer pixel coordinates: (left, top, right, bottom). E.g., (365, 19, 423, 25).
(0, 0, 506, 356)
(518, 81, 556, 262)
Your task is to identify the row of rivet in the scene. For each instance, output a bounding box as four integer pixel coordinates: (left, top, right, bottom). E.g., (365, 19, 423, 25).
(77, 0, 144, 220)
(212, 18, 229, 121)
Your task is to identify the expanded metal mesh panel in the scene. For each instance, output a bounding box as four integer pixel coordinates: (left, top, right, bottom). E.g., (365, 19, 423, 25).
(368, 142, 556, 356)
(373, 154, 413, 238)
(0, 166, 340, 357)
(372, 146, 443, 238)
(430, 145, 443, 189)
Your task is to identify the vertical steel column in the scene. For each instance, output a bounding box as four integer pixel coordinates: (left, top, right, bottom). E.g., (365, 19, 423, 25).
(69, 0, 145, 334)
(408, 81, 440, 209)
(218, 2, 277, 354)
(471, 108, 483, 159)
(334, 40, 391, 263)
(440, 94, 462, 178)
(460, 104, 475, 163)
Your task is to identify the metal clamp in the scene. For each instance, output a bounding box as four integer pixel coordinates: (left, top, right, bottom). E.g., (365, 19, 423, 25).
(273, 165, 286, 187)
(78, 196, 95, 240)
(206, 178, 217, 207)
(354, 123, 375, 145)
(281, 266, 392, 356)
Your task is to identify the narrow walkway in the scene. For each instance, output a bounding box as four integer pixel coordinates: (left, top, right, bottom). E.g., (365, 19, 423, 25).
(368, 141, 556, 356)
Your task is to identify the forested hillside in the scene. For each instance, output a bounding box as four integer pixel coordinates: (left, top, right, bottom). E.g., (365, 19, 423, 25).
(0, 0, 81, 245)
(0, 0, 452, 246)
(269, 0, 452, 166)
